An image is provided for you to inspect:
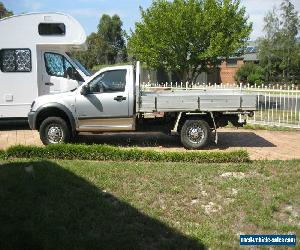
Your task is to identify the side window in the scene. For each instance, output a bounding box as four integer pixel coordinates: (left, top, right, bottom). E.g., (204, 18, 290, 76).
(89, 70, 127, 93)
(44, 52, 78, 80)
(44, 53, 64, 77)
(64, 59, 73, 72)
(0, 49, 31, 72)
(38, 23, 66, 36)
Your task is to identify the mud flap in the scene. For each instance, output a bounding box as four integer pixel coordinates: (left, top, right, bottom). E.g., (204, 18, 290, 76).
(210, 112, 218, 144)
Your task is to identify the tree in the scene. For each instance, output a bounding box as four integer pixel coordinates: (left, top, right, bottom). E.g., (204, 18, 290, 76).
(258, 0, 300, 82)
(73, 33, 108, 70)
(72, 14, 127, 70)
(128, 0, 252, 82)
(0, 2, 13, 19)
(279, 0, 300, 80)
(235, 63, 264, 85)
(258, 9, 281, 81)
(98, 14, 127, 64)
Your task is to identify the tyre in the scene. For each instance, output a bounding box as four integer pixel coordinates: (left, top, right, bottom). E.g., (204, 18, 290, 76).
(180, 119, 211, 150)
(39, 117, 71, 145)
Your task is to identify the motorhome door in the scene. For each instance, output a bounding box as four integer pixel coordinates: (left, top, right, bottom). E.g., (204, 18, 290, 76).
(40, 51, 82, 94)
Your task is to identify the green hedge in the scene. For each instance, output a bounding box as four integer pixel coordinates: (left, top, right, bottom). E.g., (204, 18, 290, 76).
(0, 149, 6, 160)
(5, 144, 250, 163)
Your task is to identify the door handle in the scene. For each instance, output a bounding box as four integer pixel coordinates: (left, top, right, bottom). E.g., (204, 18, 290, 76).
(45, 82, 54, 86)
(114, 96, 127, 102)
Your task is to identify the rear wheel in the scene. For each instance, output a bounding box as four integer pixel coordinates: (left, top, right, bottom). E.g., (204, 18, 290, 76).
(180, 119, 211, 150)
(39, 117, 71, 145)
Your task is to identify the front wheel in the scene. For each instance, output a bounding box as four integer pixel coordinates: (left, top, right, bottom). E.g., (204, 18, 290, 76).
(180, 119, 211, 150)
(39, 117, 71, 145)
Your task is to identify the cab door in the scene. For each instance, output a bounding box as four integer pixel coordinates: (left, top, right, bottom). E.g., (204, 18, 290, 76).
(40, 51, 83, 94)
(75, 68, 134, 131)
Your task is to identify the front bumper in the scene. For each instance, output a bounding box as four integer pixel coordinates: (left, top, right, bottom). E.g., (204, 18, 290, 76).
(28, 111, 36, 130)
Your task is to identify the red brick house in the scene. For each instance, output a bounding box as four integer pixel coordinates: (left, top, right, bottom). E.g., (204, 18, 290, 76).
(220, 46, 259, 84)
(219, 57, 244, 83)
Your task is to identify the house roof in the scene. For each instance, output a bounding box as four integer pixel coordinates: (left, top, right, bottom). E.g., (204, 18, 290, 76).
(243, 53, 259, 61)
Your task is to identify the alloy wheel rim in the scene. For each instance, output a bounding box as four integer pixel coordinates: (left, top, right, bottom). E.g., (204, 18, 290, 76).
(47, 125, 63, 144)
(187, 125, 205, 144)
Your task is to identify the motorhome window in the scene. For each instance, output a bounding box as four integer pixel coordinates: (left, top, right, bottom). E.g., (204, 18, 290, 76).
(67, 55, 92, 77)
(45, 53, 65, 77)
(38, 23, 65, 36)
(89, 70, 126, 93)
(0, 49, 31, 72)
(44, 52, 77, 79)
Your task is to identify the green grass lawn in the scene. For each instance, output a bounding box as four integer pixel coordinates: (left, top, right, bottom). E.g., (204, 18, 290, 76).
(0, 159, 299, 249)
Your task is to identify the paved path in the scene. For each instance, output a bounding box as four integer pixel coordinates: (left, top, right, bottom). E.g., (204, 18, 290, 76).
(0, 125, 299, 160)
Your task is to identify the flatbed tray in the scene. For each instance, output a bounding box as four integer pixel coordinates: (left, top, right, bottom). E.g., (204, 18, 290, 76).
(139, 89, 257, 112)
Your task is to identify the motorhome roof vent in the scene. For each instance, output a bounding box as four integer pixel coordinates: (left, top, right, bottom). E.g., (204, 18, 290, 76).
(43, 16, 53, 21)
(38, 23, 66, 36)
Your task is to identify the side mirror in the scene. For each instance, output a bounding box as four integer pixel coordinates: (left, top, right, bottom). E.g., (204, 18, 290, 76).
(80, 85, 89, 95)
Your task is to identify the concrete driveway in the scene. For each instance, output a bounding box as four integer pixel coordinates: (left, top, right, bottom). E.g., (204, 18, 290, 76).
(0, 123, 299, 160)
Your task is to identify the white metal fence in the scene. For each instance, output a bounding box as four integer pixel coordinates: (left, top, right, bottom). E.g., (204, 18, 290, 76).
(141, 82, 300, 129)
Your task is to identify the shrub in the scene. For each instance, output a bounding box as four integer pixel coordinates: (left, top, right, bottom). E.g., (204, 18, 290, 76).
(0, 150, 6, 160)
(5, 144, 250, 163)
(235, 62, 265, 85)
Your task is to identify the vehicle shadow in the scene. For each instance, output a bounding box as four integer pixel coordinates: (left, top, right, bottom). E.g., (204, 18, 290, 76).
(0, 120, 30, 131)
(0, 161, 204, 249)
(209, 131, 276, 149)
(75, 131, 275, 149)
(76, 132, 181, 148)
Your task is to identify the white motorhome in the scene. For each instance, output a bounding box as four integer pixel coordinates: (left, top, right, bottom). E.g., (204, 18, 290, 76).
(0, 12, 91, 119)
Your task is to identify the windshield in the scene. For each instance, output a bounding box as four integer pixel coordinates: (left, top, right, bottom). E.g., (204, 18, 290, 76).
(67, 54, 92, 77)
